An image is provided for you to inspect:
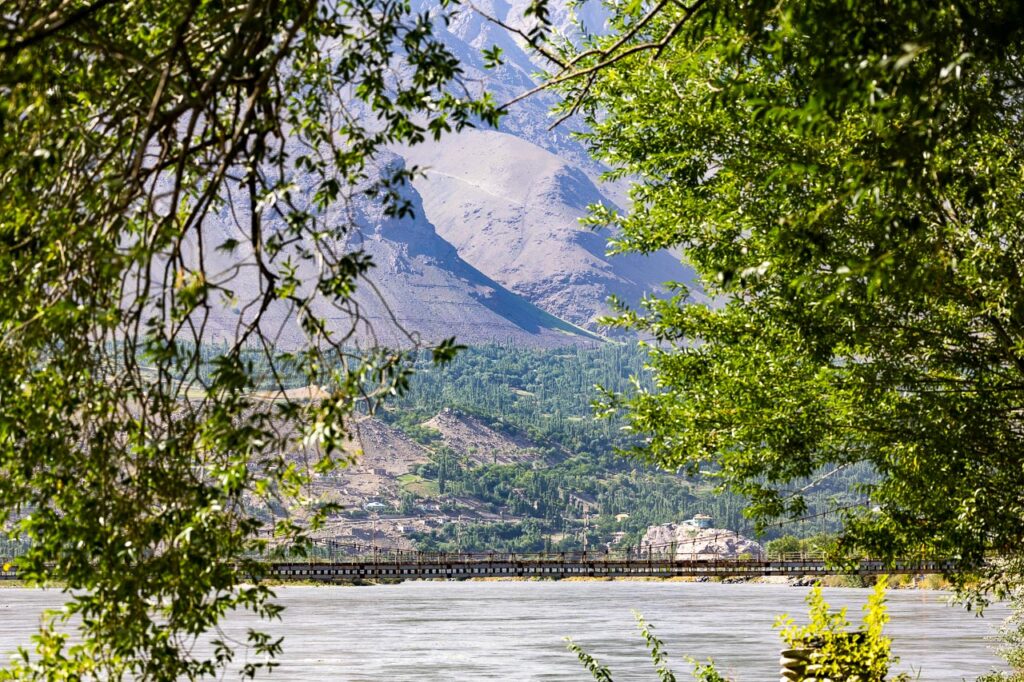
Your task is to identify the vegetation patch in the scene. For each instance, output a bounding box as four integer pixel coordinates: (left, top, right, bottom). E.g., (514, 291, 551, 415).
(398, 474, 440, 498)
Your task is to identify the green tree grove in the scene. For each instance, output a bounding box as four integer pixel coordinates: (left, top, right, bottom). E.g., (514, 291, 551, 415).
(0, 0, 495, 677)
(540, 1, 1024, 582)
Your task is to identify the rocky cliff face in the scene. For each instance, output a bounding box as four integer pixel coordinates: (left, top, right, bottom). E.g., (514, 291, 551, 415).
(196, 152, 601, 349)
(409, 0, 610, 180)
(640, 523, 764, 559)
(401, 130, 699, 332)
(328, 157, 604, 347)
(392, 0, 702, 334)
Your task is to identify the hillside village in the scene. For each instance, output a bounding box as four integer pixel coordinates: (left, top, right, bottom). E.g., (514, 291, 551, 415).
(238, 343, 868, 555)
(307, 411, 545, 550)
(285, 407, 760, 556)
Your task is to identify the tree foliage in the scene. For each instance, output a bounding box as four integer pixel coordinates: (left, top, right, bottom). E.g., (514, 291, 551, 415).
(979, 578, 1024, 681)
(0, 0, 496, 677)
(546, 0, 1024, 577)
(376, 345, 869, 553)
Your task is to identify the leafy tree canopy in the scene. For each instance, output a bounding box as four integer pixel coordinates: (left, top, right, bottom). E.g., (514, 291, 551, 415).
(0, 0, 496, 677)
(538, 0, 1024, 584)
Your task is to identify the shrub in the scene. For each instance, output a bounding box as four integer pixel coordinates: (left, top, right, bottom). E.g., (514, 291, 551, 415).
(775, 577, 908, 682)
(571, 578, 907, 681)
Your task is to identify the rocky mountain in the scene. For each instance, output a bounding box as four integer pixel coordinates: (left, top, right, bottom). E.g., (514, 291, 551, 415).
(402, 129, 697, 331)
(387, 0, 701, 332)
(198, 0, 696, 347)
(195, 152, 601, 349)
(329, 159, 604, 347)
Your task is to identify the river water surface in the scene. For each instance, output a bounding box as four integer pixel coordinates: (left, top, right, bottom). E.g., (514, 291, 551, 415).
(0, 581, 1011, 680)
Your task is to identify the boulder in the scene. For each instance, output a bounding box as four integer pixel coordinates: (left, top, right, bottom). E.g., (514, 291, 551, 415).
(640, 523, 764, 559)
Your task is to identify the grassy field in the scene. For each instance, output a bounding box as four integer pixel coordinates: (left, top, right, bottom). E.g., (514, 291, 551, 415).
(398, 473, 440, 497)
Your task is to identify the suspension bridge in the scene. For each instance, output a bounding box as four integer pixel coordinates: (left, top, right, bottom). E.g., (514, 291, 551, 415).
(263, 539, 954, 583)
(0, 539, 957, 583)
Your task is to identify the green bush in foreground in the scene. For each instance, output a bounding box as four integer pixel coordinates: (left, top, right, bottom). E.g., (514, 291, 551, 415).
(775, 579, 908, 682)
(571, 578, 905, 681)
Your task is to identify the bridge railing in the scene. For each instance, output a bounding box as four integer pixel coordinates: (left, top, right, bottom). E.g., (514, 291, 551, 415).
(285, 541, 840, 565)
(261, 542, 863, 567)
(255, 541, 959, 575)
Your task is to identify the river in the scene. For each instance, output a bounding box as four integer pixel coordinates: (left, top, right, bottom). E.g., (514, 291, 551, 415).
(0, 581, 1011, 680)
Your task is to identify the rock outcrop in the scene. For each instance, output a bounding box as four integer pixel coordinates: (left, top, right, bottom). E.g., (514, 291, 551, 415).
(640, 523, 764, 559)
(195, 152, 602, 349)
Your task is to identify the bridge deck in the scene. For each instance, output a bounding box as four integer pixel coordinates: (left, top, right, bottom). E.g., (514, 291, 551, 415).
(0, 553, 955, 583)
(267, 558, 952, 583)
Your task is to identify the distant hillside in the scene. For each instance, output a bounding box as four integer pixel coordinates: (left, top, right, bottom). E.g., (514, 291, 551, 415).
(275, 345, 874, 553)
(194, 0, 702, 348)
(390, 0, 704, 332)
(421, 408, 544, 466)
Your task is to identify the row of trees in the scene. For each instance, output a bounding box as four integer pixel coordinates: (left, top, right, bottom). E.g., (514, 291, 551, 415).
(385, 343, 650, 459)
(338, 341, 869, 552)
